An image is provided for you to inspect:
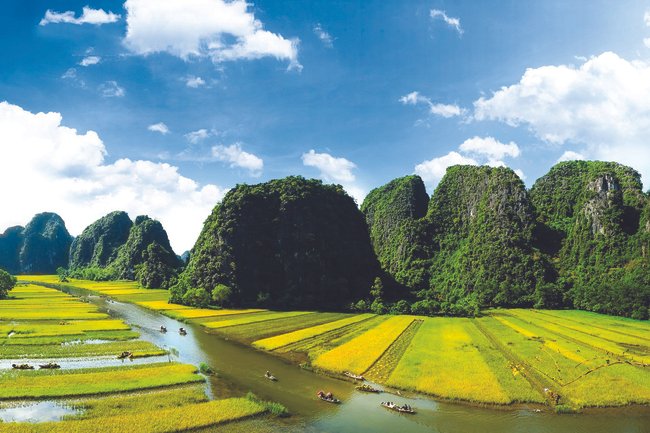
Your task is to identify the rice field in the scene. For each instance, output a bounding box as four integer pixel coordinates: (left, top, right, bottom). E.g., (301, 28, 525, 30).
(18, 277, 650, 410)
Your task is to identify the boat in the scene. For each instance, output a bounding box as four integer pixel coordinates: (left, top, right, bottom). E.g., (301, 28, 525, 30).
(179, 328, 187, 336)
(160, 326, 167, 333)
(316, 391, 341, 404)
(380, 402, 416, 414)
(117, 351, 133, 359)
(11, 363, 34, 370)
(38, 362, 61, 369)
(344, 371, 364, 380)
(356, 384, 381, 393)
(264, 371, 278, 381)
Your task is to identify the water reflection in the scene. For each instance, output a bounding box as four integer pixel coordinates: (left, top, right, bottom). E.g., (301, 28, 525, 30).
(0, 401, 79, 422)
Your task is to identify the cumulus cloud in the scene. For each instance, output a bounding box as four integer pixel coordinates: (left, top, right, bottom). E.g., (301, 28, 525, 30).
(415, 151, 477, 185)
(313, 23, 333, 47)
(473, 51, 650, 183)
(185, 129, 211, 144)
(458, 136, 520, 160)
(645, 10, 650, 26)
(430, 9, 463, 35)
(40, 6, 121, 26)
(185, 76, 206, 88)
(399, 91, 465, 118)
(79, 56, 101, 67)
(557, 150, 586, 162)
(98, 81, 125, 97)
(211, 143, 263, 176)
(123, 0, 300, 69)
(147, 122, 170, 135)
(0, 101, 224, 252)
(301, 150, 365, 203)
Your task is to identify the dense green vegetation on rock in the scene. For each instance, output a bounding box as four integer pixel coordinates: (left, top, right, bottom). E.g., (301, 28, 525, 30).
(172, 176, 380, 310)
(0, 268, 16, 299)
(69, 211, 133, 269)
(0, 226, 24, 274)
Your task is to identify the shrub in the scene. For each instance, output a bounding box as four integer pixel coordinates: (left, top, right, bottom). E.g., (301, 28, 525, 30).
(0, 269, 16, 299)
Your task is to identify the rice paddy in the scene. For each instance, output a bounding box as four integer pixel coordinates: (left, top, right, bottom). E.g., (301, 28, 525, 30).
(17, 277, 650, 411)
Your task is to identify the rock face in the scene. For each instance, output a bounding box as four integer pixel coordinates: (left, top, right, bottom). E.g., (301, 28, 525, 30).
(69, 211, 133, 269)
(361, 175, 430, 293)
(424, 166, 544, 312)
(110, 215, 181, 287)
(0, 226, 24, 274)
(19, 213, 72, 274)
(174, 176, 380, 310)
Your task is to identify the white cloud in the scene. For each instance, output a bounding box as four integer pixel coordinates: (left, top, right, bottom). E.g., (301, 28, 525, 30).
(645, 10, 650, 26)
(79, 56, 101, 67)
(123, 0, 300, 69)
(473, 51, 650, 183)
(557, 150, 586, 162)
(301, 150, 365, 203)
(211, 143, 263, 176)
(514, 169, 526, 181)
(40, 6, 121, 26)
(185, 76, 206, 88)
(399, 91, 465, 118)
(415, 151, 477, 185)
(313, 23, 333, 48)
(147, 122, 170, 135)
(98, 81, 125, 97)
(644, 38, 650, 49)
(185, 129, 211, 144)
(430, 9, 463, 35)
(459, 136, 520, 160)
(0, 101, 224, 252)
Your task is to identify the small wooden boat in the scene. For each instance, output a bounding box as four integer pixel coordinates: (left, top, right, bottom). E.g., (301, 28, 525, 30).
(179, 328, 187, 336)
(264, 371, 277, 381)
(356, 384, 381, 393)
(160, 326, 167, 333)
(117, 351, 133, 359)
(344, 371, 364, 380)
(11, 363, 34, 370)
(317, 391, 341, 404)
(39, 362, 61, 369)
(380, 402, 416, 414)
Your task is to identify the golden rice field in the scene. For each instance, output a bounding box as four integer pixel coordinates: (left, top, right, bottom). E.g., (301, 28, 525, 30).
(20, 277, 650, 411)
(0, 281, 275, 431)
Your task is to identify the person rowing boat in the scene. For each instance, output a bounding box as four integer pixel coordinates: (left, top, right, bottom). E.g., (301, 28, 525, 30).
(264, 370, 278, 381)
(356, 384, 381, 393)
(381, 401, 416, 414)
(344, 371, 364, 380)
(160, 325, 167, 333)
(11, 363, 34, 370)
(317, 390, 341, 404)
(39, 362, 61, 369)
(179, 327, 187, 335)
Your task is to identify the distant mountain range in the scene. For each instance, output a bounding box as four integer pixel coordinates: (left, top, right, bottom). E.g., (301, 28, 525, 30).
(1, 160, 648, 318)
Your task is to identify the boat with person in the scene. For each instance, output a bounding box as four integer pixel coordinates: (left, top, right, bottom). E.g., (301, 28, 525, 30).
(160, 325, 167, 333)
(264, 370, 278, 381)
(356, 384, 381, 393)
(38, 362, 61, 369)
(11, 363, 34, 370)
(344, 371, 364, 380)
(179, 327, 187, 336)
(381, 401, 416, 414)
(317, 390, 341, 404)
(117, 351, 133, 359)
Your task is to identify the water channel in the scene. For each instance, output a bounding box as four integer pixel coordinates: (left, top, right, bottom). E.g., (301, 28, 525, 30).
(10, 286, 649, 433)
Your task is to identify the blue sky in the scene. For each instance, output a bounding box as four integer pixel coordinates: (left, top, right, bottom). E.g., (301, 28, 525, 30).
(2, 0, 650, 251)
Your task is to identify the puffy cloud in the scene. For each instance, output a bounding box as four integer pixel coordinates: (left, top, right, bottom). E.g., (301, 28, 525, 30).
(645, 10, 650, 26)
(40, 6, 121, 26)
(557, 150, 586, 162)
(185, 76, 206, 88)
(430, 9, 463, 35)
(313, 23, 333, 48)
(301, 150, 365, 203)
(185, 129, 211, 144)
(79, 56, 101, 67)
(98, 81, 125, 97)
(147, 122, 170, 135)
(458, 136, 520, 160)
(211, 143, 263, 176)
(0, 101, 224, 252)
(415, 151, 477, 185)
(473, 52, 650, 183)
(644, 38, 650, 49)
(399, 91, 465, 118)
(123, 0, 300, 68)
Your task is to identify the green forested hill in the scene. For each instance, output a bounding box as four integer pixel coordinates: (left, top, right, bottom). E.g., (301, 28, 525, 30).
(172, 176, 379, 310)
(69, 211, 133, 269)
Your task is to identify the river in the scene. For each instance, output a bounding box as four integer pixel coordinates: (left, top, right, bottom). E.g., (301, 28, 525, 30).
(53, 286, 650, 433)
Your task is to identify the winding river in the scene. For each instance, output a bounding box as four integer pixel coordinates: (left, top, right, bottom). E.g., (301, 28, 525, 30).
(26, 286, 650, 433)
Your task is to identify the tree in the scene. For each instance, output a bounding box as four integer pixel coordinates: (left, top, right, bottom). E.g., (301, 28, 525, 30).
(181, 287, 211, 308)
(0, 269, 17, 299)
(212, 284, 232, 306)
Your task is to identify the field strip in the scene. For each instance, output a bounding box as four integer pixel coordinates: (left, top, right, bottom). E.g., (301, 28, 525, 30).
(473, 318, 556, 404)
(203, 311, 312, 329)
(253, 314, 374, 351)
(531, 310, 650, 342)
(364, 319, 422, 382)
(164, 308, 266, 320)
(312, 316, 414, 374)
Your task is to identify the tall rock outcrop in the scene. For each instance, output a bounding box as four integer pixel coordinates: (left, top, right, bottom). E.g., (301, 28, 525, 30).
(69, 211, 133, 269)
(361, 175, 431, 293)
(19, 212, 72, 274)
(0, 226, 24, 274)
(174, 176, 380, 310)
